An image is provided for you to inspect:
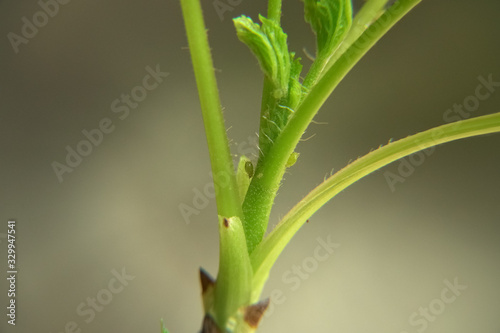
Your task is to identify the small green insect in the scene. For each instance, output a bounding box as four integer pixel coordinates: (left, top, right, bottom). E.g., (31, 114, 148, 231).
(237, 156, 253, 203)
(286, 151, 299, 168)
(244, 160, 254, 178)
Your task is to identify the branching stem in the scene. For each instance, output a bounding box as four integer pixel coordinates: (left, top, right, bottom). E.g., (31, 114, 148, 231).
(243, 0, 422, 253)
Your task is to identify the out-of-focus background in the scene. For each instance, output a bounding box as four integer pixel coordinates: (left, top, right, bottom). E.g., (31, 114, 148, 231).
(1, 0, 499, 332)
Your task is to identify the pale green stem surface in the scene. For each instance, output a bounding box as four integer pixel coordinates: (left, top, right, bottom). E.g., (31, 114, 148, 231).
(214, 216, 253, 328)
(244, 0, 285, 252)
(250, 112, 500, 300)
(267, 0, 283, 23)
(180, 0, 242, 220)
(180, 1, 252, 330)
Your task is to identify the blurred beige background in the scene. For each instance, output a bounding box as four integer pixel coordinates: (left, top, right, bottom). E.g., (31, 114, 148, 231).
(1, 0, 499, 332)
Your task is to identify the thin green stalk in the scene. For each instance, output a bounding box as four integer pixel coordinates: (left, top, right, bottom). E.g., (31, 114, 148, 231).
(250, 112, 500, 300)
(267, 0, 283, 23)
(180, 0, 242, 220)
(181, 1, 253, 330)
(302, 50, 329, 90)
(342, 0, 389, 47)
(214, 216, 252, 328)
(243, 0, 422, 253)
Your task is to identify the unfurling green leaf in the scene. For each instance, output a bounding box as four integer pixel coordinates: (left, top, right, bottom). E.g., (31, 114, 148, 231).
(324, 0, 389, 68)
(303, 0, 352, 58)
(234, 15, 291, 99)
(234, 14, 305, 158)
(302, 0, 353, 88)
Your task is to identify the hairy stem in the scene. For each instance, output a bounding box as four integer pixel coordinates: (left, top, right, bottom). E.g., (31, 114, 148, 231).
(267, 0, 283, 23)
(243, 0, 422, 253)
(180, 0, 242, 220)
(243, 0, 285, 252)
(250, 112, 500, 300)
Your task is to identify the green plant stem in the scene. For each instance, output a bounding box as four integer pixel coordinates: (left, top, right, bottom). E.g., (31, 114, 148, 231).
(242, 0, 284, 252)
(267, 0, 282, 23)
(181, 1, 255, 330)
(180, 0, 242, 220)
(243, 0, 422, 253)
(302, 51, 328, 90)
(258, 0, 283, 144)
(214, 216, 252, 328)
(250, 112, 500, 300)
